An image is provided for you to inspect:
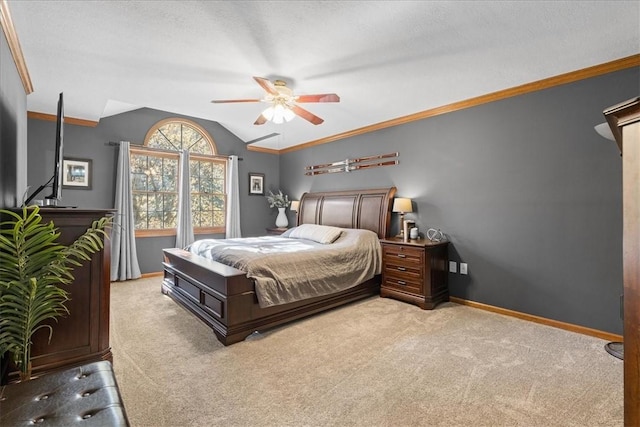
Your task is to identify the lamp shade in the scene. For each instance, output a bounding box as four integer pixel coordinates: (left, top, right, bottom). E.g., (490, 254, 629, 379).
(393, 198, 413, 213)
(290, 200, 299, 212)
(594, 122, 615, 141)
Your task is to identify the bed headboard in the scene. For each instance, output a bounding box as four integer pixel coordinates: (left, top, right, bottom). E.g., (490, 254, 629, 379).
(297, 187, 397, 238)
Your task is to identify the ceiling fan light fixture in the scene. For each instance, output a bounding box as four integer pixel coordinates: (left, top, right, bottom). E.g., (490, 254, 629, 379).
(262, 106, 275, 121)
(282, 106, 295, 122)
(262, 103, 295, 124)
(215, 77, 339, 126)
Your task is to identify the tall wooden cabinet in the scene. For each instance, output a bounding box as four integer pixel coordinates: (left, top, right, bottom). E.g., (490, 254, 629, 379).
(2, 208, 114, 382)
(603, 97, 640, 426)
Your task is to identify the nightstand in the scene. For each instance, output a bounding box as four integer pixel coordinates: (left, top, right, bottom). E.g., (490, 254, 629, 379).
(380, 237, 449, 309)
(265, 227, 288, 235)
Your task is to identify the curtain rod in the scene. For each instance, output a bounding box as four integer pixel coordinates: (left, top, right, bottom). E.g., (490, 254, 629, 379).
(107, 141, 243, 160)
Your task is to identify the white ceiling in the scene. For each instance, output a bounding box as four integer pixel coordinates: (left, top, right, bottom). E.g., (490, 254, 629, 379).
(7, 1, 640, 151)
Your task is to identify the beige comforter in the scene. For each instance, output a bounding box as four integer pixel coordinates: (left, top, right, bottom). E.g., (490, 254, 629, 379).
(187, 228, 381, 307)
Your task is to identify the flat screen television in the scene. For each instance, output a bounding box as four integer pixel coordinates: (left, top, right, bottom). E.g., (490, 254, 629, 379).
(24, 92, 64, 207)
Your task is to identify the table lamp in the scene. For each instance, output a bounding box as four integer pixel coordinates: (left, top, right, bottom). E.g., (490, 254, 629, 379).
(392, 198, 413, 238)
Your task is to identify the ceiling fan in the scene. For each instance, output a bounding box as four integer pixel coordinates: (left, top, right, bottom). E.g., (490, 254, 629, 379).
(211, 77, 340, 125)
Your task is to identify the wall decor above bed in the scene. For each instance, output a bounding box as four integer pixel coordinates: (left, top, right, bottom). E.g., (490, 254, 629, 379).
(305, 152, 398, 176)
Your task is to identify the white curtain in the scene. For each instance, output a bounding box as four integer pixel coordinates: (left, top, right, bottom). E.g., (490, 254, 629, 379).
(175, 149, 194, 248)
(111, 141, 141, 281)
(225, 155, 242, 238)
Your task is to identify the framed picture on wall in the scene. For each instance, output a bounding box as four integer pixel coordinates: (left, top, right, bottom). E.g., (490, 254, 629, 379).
(249, 173, 265, 195)
(62, 158, 92, 190)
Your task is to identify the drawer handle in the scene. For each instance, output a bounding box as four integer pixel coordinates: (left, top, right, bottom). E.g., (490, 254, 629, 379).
(397, 280, 406, 286)
(396, 254, 406, 258)
(396, 267, 406, 271)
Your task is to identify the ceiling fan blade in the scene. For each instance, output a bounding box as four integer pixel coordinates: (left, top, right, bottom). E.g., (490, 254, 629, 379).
(296, 94, 340, 103)
(291, 105, 324, 125)
(254, 114, 268, 125)
(211, 98, 262, 103)
(253, 77, 278, 96)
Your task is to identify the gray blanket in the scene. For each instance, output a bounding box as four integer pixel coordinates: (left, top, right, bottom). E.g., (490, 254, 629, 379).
(187, 228, 381, 307)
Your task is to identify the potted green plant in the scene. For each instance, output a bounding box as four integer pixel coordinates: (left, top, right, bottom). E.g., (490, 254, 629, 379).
(0, 206, 111, 381)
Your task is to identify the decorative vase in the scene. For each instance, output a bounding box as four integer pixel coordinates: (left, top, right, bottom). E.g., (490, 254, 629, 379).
(275, 207, 288, 228)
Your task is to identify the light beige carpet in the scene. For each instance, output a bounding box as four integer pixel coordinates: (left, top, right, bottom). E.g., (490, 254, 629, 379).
(110, 277, 622, 427)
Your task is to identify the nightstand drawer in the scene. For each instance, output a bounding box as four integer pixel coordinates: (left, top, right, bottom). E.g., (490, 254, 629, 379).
(384, 262, 423, 280)
(382, 245, 423, 264)
(383, 277, 422, 294)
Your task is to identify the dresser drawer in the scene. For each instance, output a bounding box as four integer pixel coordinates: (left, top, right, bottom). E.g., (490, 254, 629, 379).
(382, 244, 424, 264)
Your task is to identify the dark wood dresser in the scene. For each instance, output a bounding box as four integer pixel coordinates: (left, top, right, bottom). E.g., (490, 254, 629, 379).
(380, 237, 449, 309)
(2, 208, 114, 382)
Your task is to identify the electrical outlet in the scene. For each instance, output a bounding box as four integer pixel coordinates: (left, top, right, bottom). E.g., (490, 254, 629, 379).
(449, 261, 457, 273)
(460, 263, 468, 275)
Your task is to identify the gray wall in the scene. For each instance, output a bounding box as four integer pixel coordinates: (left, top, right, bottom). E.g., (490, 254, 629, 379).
(27, 108, 280, 273)
(0, 28, 28, 208)
(280, 68, 640, 335)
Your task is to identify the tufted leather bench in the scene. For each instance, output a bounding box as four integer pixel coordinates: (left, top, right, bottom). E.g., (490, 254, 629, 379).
(0, 361, 129, 426)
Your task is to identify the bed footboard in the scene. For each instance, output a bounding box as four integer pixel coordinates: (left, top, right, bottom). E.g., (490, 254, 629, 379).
(162, 248, 380, 345)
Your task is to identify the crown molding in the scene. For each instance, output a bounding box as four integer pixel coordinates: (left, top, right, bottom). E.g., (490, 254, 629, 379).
(280, 54, 640, 154)
(0, 0, 33, 94)
(246, 145, 280, 154)
(27, 111, 99, 127)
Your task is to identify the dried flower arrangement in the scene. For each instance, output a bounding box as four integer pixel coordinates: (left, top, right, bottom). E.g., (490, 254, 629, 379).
(266, 190, 290, 208)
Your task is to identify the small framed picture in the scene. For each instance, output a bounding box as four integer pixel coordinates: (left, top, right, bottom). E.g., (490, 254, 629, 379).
(62, 158, 92, 190)
(249, 173, 264, 195)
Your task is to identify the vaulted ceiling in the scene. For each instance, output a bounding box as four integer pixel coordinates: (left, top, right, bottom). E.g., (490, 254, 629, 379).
(6, 1, 640, 151)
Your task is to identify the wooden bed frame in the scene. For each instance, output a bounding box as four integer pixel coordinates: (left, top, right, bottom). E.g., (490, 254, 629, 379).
(162, 187, 397, 345)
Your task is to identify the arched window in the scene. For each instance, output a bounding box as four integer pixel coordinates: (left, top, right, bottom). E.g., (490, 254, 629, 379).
(130, 119, 226, 236)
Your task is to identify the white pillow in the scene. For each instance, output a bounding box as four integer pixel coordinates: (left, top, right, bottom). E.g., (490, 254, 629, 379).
(287, 224, 343, 244)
